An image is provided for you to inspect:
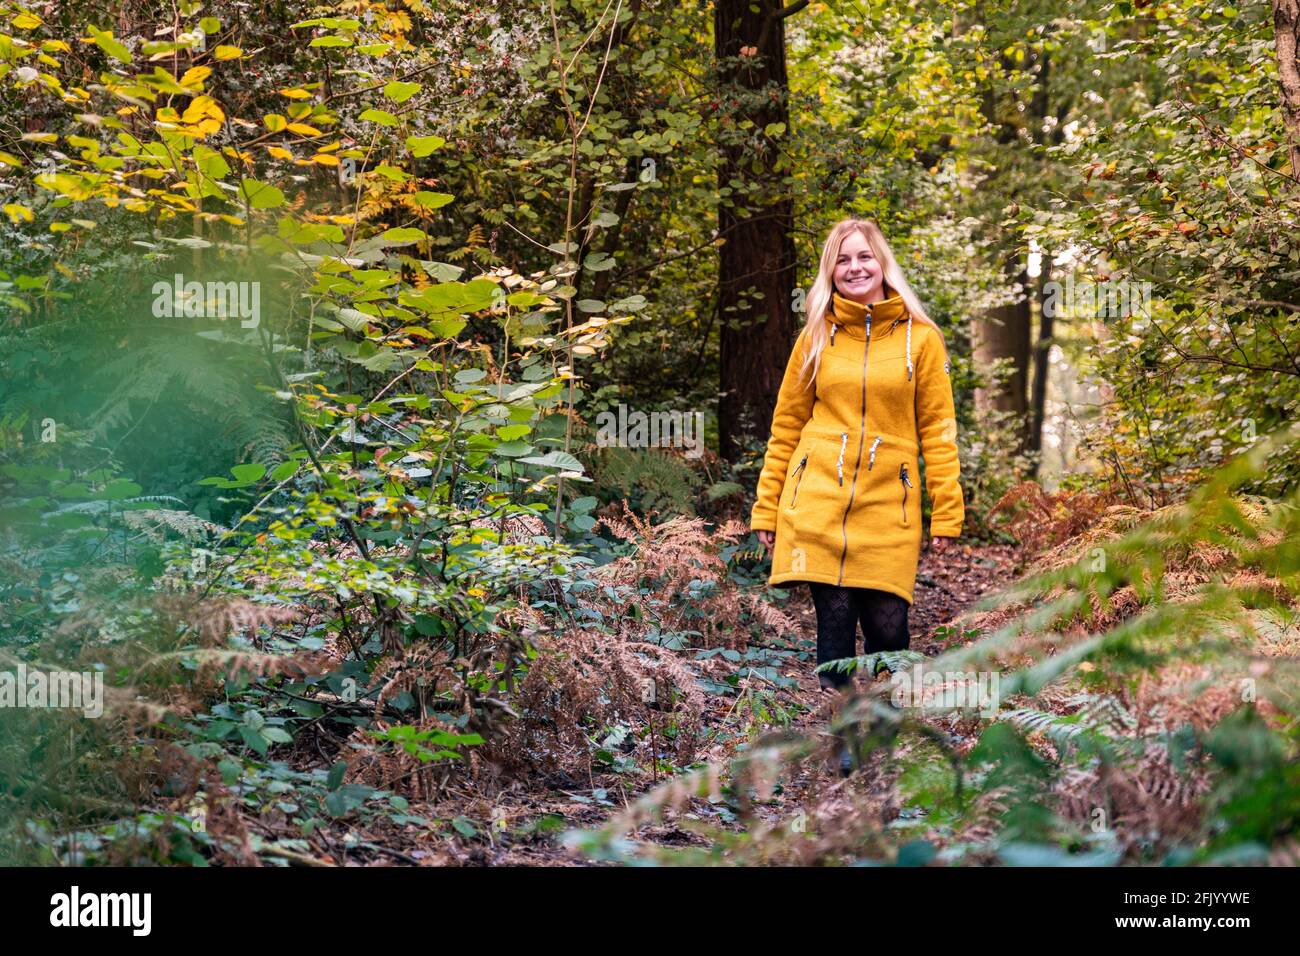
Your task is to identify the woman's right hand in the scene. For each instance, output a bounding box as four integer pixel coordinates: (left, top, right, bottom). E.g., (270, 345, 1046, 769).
(757, 530, 774, 554)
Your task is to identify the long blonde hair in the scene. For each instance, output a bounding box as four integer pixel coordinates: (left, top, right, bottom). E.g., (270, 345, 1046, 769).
(798, 219, 949, 388)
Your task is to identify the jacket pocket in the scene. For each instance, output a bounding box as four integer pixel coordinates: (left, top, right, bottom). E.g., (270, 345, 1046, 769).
(898, 461, 914, 526)
(787, 452, 809, 509)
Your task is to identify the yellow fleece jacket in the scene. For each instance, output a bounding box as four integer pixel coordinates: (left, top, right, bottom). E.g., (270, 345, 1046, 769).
(749, 290, 965, 604)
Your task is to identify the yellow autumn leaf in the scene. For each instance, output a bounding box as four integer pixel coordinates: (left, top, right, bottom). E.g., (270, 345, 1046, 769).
(278, 87, 312, 99)
(265, 146, 293, 160)
(182, 95, 223, 125)
(286, 123, 322, 136)
(13, 12, 42, 28)
(263, 113, 287, 132)
(4, 203, 34, 223)
(180, 66, 211, 89)
(311, 153, 340, 166)
(214, 45, 243, 60)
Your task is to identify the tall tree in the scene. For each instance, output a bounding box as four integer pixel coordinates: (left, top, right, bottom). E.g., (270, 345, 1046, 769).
(1275, 0, 1300, 178)
(714, 0, 805, 461)
(973, 252, 1033, 438)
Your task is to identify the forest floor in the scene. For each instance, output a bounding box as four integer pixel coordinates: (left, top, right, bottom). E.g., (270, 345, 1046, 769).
(263, 538, 1025, 866)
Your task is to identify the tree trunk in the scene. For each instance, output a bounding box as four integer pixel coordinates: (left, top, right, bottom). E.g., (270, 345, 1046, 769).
(971, 31, 1049, 462)
(972, 251, 1032, 451)
(1027, 250, 1054, 474)
(1275, 0, 1300, 180)
(715, 0, 801, 461)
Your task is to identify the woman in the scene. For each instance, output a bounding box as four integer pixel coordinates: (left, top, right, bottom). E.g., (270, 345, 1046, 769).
(750, 218, 965, 697)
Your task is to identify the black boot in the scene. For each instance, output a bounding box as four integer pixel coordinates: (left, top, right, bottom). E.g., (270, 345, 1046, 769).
(837, 734, 856, 777)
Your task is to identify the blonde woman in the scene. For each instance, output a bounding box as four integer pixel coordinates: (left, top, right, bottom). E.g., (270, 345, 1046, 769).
(751, 218, 965, 701)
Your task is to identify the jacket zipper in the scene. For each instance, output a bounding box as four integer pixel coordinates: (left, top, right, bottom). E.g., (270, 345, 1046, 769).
(837, 305, 872, 585)
(789, 453, 808, 508)
(836, 432, 847, 486)
(866, 435, 882, 471)
(899, 462, 913, 525)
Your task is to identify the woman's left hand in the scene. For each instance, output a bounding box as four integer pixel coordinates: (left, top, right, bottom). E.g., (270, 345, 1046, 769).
(930, 536, 954, 552)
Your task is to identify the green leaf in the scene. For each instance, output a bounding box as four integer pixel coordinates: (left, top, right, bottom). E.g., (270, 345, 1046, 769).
(326, 760, 347, 791)
(238, 726, 269, 756)
(231, 463, 266, 483)
(291, 17, 361, 29)
(101, 479, 142, 500)
(193, 145, 230, 180)
(370, 164, 410, 181)
(358, 108, 399, 127)
(378, 227, 427, 245)
(409, 191, 455, 209)
(240, 179, 285, 209)
(610, 294, 647, 312)
(89, 26, 133, 64)
(383, 81, 421, 103)
(334, 308, 373, 331)
(406, 135, 446, 157)
(493, 441, 534, 457)
(517, 451, 584, 472)
(324, 784, 371, 818)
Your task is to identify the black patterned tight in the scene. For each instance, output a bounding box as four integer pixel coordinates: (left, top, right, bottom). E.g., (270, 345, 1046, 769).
(808, 583, 910, 689)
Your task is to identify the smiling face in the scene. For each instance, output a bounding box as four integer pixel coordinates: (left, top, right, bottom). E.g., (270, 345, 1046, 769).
(832, 229, 886, 303)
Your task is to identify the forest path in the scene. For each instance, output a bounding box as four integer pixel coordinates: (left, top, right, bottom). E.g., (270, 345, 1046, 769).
(424, 538, 1028, 866)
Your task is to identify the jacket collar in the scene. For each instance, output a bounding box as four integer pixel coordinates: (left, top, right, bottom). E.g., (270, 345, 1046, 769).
(830, 290, 909, 339)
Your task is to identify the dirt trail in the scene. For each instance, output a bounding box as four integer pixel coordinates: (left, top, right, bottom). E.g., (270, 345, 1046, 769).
(383, 539, 1026, 866)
